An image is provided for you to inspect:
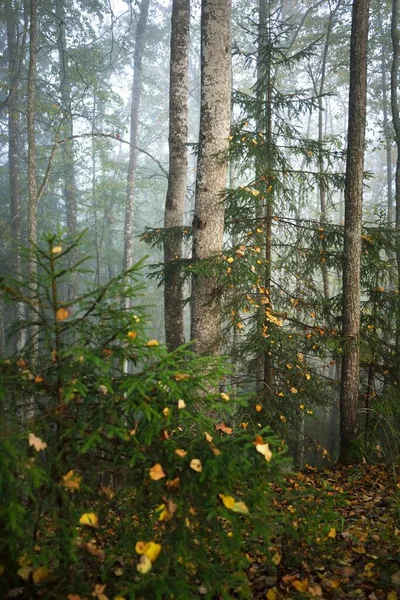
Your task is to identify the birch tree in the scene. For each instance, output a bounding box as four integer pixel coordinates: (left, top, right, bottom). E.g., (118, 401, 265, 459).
(164, 0, 190, 351)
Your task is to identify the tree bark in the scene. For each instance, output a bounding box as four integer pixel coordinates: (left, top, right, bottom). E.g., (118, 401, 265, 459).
(123, 0, 150, 274)
(339, 0, 370, 465)
(7, 2, 26, 352)
(56, 0, 78, 300)
(164, 0, 190, 351)
(391, 0, 400, 354)
(191, 0, 231, 356)
(27, 0, 39, 361)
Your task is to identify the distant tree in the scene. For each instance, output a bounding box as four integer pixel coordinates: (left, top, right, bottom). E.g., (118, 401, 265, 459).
(123, 0, 150, 276)
(391, 0, 400, 353)
(6, 1, 26, 351)
(164, 0, 190, 350)
(339, 0, 370, 464)
(55, 0, 78, 300)
(191, 0, 232, 356)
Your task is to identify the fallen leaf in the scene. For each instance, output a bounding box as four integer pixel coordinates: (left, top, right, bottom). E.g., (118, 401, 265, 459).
(292, 578, 309, 592)
(328, 528, 336, 539)
(175, 373, 190, 381)
(146, 340, 159, 347)
(190, 459, 202, 472)
(178, 399, 186, 409)
(137, 555, 152, 574)
(149, 463, 166, 480)
(256, 443, 272, 462)
(28, 433, 47, 452)
(175, 449, 187, 458)
(62, 470, 82, 491)
(215, 422, 233, 434)
(79, 513, 98, 527)
(56, 307, 69, 321)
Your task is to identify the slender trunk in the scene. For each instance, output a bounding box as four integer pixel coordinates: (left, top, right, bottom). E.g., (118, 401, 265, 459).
(191, 0, 231, 356)
(27, 0, 39, 361)
(7, 3, 26, 352)
(164, 0, 190, 351)
(123, 0, 150, 274)
(339, 0, 370, 465)
(56, 0, 78, 299)
(391, 0, 400, 353)
(376, 5, 393, 226)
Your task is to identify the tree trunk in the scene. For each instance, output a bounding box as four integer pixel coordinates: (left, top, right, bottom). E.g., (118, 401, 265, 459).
(164, 0, 190, 351)
(27, 0, 39, 361)
(123, 0, 150, 274)
(339, 0, 370, 465)
(391, 0, 400, 354)
(56, 0, 78, 300)
(7, 3, 26, 352)
(191, 0, 231, 356)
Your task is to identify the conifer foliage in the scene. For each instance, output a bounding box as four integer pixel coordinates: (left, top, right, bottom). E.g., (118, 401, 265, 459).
(0, 233, 285, 599)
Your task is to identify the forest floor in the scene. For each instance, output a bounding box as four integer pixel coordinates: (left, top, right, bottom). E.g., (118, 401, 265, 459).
(248, 464, 400, 600)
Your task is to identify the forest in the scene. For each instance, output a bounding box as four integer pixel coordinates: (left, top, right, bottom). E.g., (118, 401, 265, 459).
(1, 0, 400, 598)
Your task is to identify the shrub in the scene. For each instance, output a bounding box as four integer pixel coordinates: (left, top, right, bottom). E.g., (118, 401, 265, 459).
(0, 233, 286, 599)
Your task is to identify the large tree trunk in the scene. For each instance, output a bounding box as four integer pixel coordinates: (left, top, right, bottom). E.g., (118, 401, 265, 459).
(391, 0, 400, 354)
(56, 0, 78, 300)
(190, 0, 231, 356)
(7, 3, 26, 352)
(339, 0, 370, 465)
(27, 0, 39, 361)
(163, 0, 190, 351)
(123, 0, 150, 275)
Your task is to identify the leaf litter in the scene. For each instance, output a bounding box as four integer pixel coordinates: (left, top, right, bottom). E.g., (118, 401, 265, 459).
(248, 464, 400, 599)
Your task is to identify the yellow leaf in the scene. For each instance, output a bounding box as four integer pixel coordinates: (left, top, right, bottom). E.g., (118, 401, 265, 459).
(28, 433, 47, 452)
(163, 407, 170, 416)
(352, 545, 366, 554)
(175, 449, 187, 458)
(292, 578, 309, 592)
(272, 552, 281, 565)
(305, 373, 311, 380)
(328, 528, 336, 539)
(62, 470, 82, 491)
(149, 463, 166, 480)
(265, 311, 283, 326)
(114, 597, 126, 600)
(175, 373, 190, 381)
(256, 443, 272, 462)
(190, 458, 202, 472)
(32, 566, 51, 585)
(255, 404, 262, 412)
(220, 392, 230, 401)
(204, 432, 213, 443)
(127, 331, 137, 339)
(56, 307, 69, 321)
(98, 385, 108, 395)
(219, 494, 249, 514)
(17, 565, 33, 580)
(219, 494, 235, 509)
(387, 591, 398, 600)
(290, 387, 298, 394)
(178, 399, 186, 409)
(51, 246, 63, 254)
(79, 512, 98, 527)
(93, 583, 109, 600)
(266, 589, 278, 600)
(250, 188, 260, 196)
(227, 257, 234, 264)
(135, 541, 161, 562)
(146, 340, 159, 347)
(297, 352, 304, 362)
